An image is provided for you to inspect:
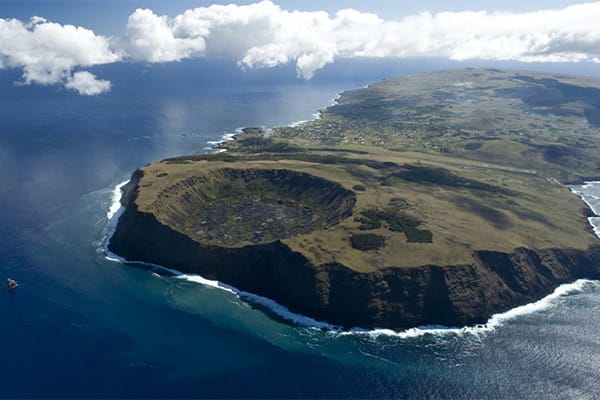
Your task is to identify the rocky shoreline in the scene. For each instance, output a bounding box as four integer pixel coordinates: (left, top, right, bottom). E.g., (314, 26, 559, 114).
(109, 169, 600, 330)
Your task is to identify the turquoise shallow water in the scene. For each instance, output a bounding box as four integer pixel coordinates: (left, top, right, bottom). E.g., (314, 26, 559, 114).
(2, 60, 600, 398)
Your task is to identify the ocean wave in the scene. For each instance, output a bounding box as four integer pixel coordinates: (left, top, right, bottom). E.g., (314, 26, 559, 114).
(106, 180, 128, 220)
(570, 181, 600, 237)
(288, 112, 323, 128)
(177, 274, 337, 330)
(338, 279, 599, 339)
(102, 180, 129, 262)
(331, 93, 341, 105)
(102, 179, 600, 339)
(289, 119, 309, 128)
(204, 130, 239, 151)
(179, 275, 599, 338)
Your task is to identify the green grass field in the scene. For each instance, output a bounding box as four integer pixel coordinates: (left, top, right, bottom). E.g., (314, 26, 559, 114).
(136, 69, 600, 272)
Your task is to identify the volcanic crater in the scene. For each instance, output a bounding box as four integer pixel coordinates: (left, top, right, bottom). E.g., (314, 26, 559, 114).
(150, 168, 356, 246)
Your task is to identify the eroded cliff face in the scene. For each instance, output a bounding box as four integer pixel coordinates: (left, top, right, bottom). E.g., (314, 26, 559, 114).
(109, 169, 600, 330)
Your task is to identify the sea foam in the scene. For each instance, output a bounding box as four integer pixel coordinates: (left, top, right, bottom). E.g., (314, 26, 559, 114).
(204, 130, 239, 151)
(103, 178, 600, 338)
(104, 124, 600, 339)
(570, 181, 600, 237)
(340, 279, 599, 339)
(106, 180, 128, 220)
(103, 180, 129, 263)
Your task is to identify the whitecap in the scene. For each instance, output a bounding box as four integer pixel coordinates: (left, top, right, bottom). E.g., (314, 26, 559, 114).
(106, 180, 128, 220)
(338, 279, 599, 339)
(570, 181, 600, 235)
(289, 119, 309, 127)
(103, 180, 128, 263)
(117, 257, 599, 339)
(204, 129, 240, 151)
(101, 178, 600, 339)
(331, 93, 341, 105)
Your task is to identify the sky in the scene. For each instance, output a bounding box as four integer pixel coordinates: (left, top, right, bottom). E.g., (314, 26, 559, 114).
(1, 0, 600, 95)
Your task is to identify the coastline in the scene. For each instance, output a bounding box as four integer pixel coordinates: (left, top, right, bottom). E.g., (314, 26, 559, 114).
(570, 181, 600, 238)
(101, 76, 600, 336)
(205, 90, 342, 153)
(103, 179, 600, 338)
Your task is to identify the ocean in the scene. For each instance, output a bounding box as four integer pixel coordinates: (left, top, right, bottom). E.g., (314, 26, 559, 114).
(2, 59, 600, 398)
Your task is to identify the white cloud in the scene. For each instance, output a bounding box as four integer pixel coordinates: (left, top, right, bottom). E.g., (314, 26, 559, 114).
(121, 1, 600, 79)
(0, 16, 120, 91)
(125, 8, 206, 62)
(65, 71, 111, 95)
(4, 2, 600, 93)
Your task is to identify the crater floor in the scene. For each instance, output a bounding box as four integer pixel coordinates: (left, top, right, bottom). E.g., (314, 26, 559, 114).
(141, 167, 355, 247)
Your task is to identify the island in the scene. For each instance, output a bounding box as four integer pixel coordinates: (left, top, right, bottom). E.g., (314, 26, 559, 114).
(109, 69, 600, 330)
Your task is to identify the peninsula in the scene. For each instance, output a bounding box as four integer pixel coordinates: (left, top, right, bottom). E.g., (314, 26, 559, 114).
(109, 69, 600, 330)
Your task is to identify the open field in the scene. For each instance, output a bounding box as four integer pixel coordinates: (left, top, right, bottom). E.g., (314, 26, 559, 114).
(144, 140, 597, 272)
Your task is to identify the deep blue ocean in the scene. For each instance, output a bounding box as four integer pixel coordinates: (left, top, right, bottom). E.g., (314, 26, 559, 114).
(2, 58, 600, 398)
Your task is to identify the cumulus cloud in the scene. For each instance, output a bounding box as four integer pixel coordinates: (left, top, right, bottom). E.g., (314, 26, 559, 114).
(3, 1, 600, 94)
(0, 16, 120, 93)
(124, 1, 600, 78)
(125, 8, 207, 62)
(65, 71, 111, 95)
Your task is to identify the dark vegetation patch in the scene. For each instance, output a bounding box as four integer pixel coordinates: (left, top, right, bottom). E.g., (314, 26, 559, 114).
(355, 208, 433, 243)
(393, 164, 513, 195)
(352, 184, 366, 191)
(156, 173, 168, 177)
(405, 228, 433, 243)
(350, 233, 385, 251)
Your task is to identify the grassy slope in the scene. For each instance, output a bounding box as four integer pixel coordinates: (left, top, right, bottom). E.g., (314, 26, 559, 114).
(137, 69, 600, 273)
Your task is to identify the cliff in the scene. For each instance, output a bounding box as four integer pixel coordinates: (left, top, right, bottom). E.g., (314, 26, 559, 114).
(109, 168, 600, 329)
(109, 69, 600, 329)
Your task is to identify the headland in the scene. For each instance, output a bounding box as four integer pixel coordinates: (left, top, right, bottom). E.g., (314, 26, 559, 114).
(109, 69, 600, 329)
